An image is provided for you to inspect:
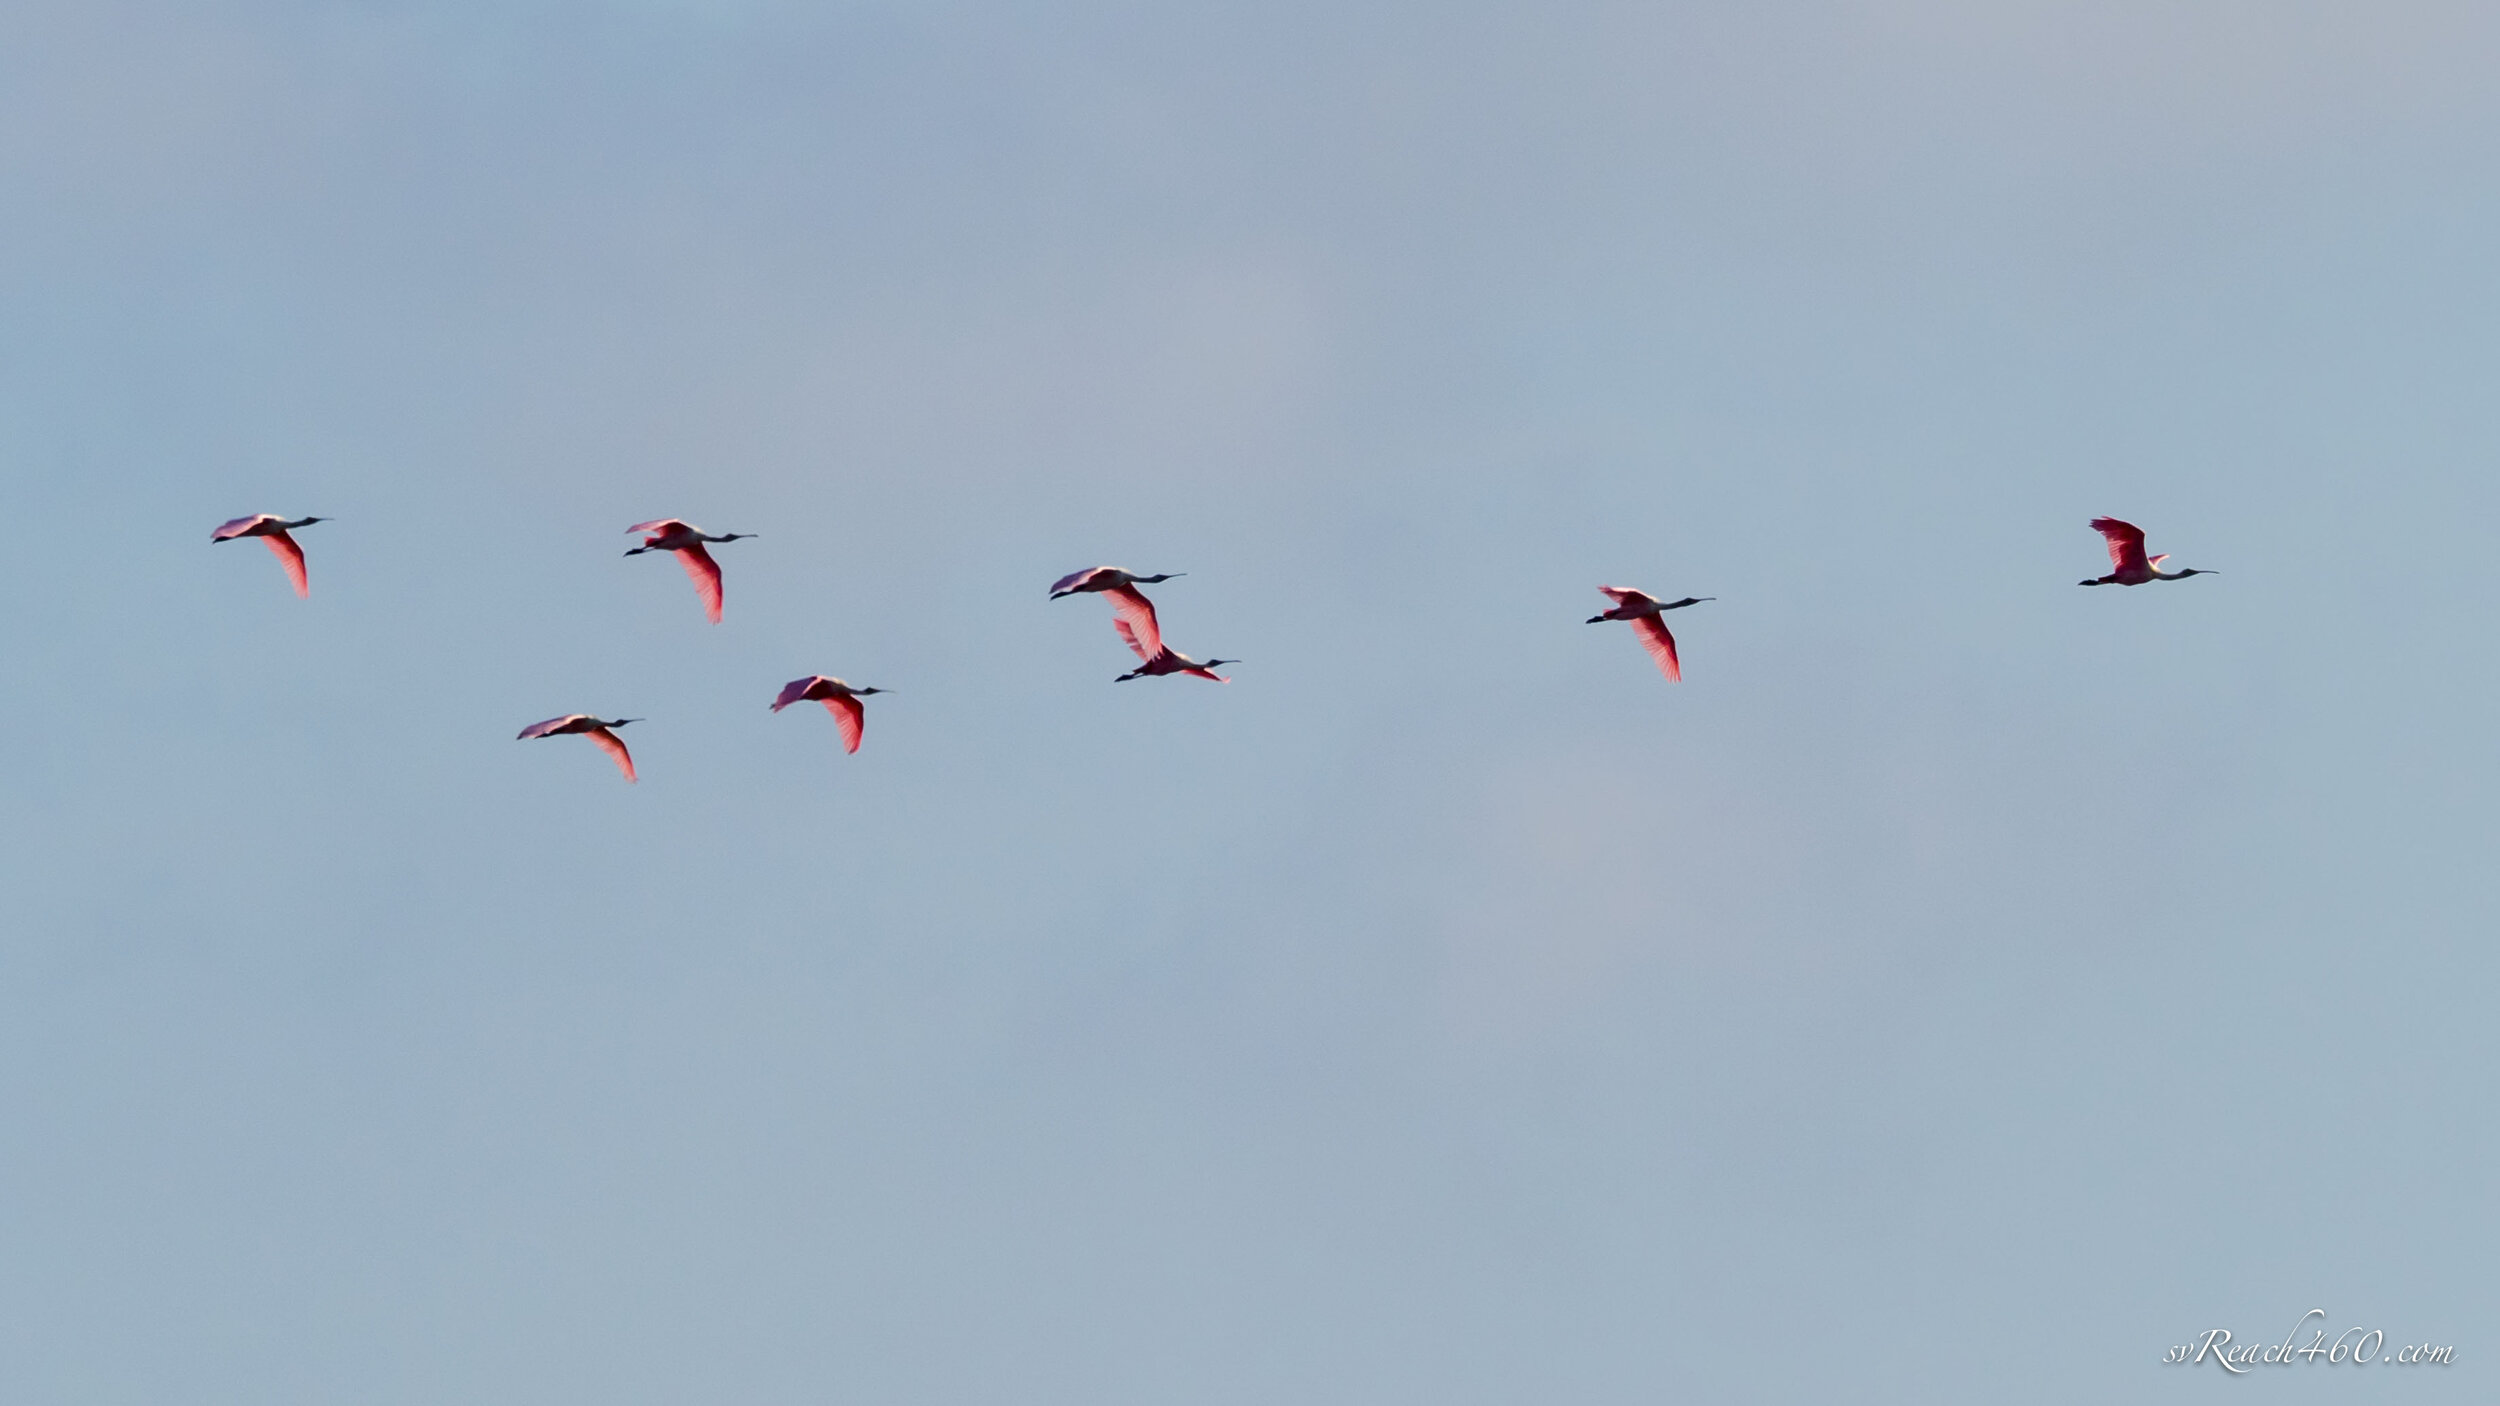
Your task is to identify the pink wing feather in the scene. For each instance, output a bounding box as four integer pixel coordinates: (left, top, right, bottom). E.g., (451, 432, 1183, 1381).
(261, 530, 309, 597)
(820, 695, 865, 753)
(1105, 584, 1162, 658)
(1112, 617, 1154, 662)
(771, 677, 819, 712)
(2090, 517, 2149, 574)
(627, 519, 687, 537)
(674, 544, 724, 622)
(1631, 614, 1682, 682)
(587, 727, 637, 782)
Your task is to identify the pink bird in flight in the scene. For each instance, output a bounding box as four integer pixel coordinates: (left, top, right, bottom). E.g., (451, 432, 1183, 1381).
(1587, 586, 1713, 682)
(1115, 645, 1236, 682)
(517, 714, 640, 782)
(1110, 618, 1235, 682)
(1049, 566, 1182, 659)
(2079, 517, 2217, 586)
(627, 520, 755, 622)
(771, 675, 888, 754)
(212, 514, 327, 597)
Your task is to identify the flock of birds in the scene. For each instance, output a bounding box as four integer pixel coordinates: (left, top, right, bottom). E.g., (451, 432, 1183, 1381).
(212, 510, 2215, 783)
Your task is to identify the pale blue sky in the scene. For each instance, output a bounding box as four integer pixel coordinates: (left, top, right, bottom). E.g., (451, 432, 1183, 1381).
(3, 2, 2496, 1400)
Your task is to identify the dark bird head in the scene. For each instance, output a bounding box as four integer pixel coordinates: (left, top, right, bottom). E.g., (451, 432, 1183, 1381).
(1665, 596, 1714, 609)
(603, 718, 641, 729)
(1203, 659, 1238, 668)
(1584, 613, 1609, 624)
(1136, 572, 1183, 584)
(716, 532, 755, 542)
(2077, 578, 2103, 587)
(292, 516, 328, 528)
(2175, 567, 2218, 578)
(855, 686, 888, 696)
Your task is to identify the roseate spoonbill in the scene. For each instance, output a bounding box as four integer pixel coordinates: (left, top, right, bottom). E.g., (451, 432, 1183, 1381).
(212, 515, 326, 597)
(770, 675, 887, 754)
(1105, 616, 1234, 681)
(2079, 517, 2218, 586)
(517, 715, 640, 782)
(626, 520, 755, 622)
(1050, 566, 1182, 659)
(1587, 586, 1712, 682)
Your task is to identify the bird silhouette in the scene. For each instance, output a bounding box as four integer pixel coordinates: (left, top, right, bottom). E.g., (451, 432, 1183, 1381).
(212, 514, 326, 597)
(517, 715, 640, 781)
(626, 520, 755, 622)
(1050, 566, 1182, 659)
(2079, 518, 2217, 586)
(1587, 586, 1712, 682)
(1107, 617, 1234, 682)
(770, 675, 887, 754)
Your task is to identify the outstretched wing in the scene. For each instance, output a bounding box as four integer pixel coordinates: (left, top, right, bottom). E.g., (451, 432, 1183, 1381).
(1050, 566, 1107, 595)
(674, 544, 724, 622)
(213, 514, 269, 541)
(626, 519, 686, 537)
(820, 695, 865, 753)
(261, 530, 309, 598)
(1598, 585, 1657, 608)
(1105, 584, 1162, 658)
(771, 677, 821, 712)
(1630, 615, 1682, 682)
(2090, 518, 2149, 575)
(517, 714, 581, 740)
(587, 727, 637, 782)
(1112, 617, 1155, 662)
(1183, 663, 1231, 682)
